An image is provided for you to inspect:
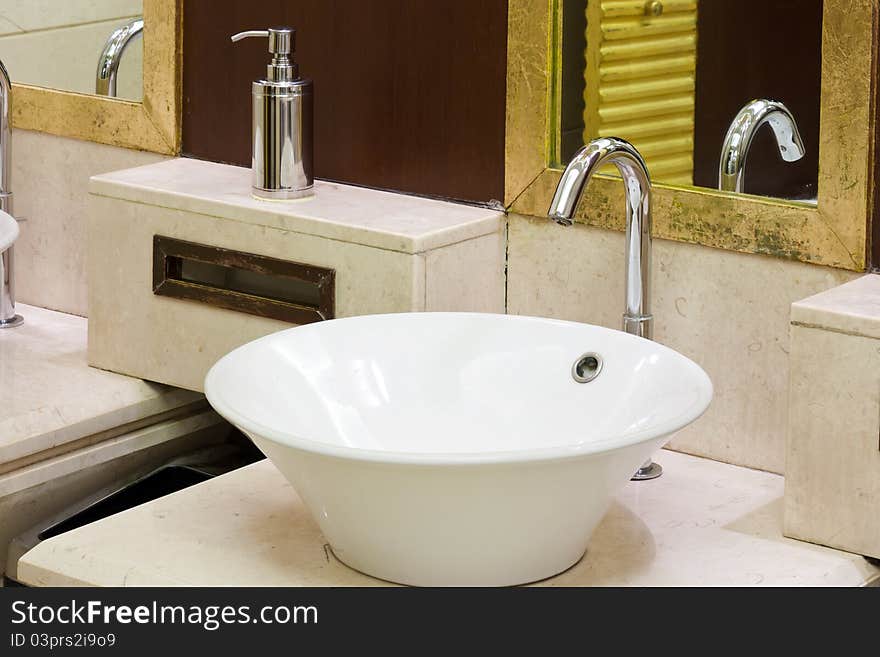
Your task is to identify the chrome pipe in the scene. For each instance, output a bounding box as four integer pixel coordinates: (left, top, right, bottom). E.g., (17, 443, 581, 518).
(0, 59, 9, 196)
(0, 57, 21, 328)
(549, 137, 661, 479)
(549, 137, 653, 339)
(718, 99, 806, 193)
(95, 17, 144, 97)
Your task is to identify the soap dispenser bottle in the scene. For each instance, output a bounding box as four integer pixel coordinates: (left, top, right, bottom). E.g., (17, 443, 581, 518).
(231, 27, 313, 199)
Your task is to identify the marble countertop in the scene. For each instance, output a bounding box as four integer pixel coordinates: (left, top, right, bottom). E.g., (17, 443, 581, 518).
(18, 450, 880, 587)
(89, 159, 505, 254)
(792, 273, 880, 338)
(0, 304, 203, 470)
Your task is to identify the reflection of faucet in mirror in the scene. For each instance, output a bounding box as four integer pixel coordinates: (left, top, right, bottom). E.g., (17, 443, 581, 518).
(95, 18, 144, 97)
(548, 137, 662, 481)
(0, 57, 22, 328)
(718, 99, 806, 193)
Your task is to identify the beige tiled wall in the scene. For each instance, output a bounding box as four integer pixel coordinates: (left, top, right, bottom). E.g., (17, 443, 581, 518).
(423, 230, 507, 313)
(12, 129, 167, 316)
(507, 214, 856, 474)
(0, 0, 142, 100)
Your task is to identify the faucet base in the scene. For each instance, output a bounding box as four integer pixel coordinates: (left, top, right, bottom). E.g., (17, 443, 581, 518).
(0, 313, 23, 328)
(623, 314, 653, 340)
(631, 460, 663, 481)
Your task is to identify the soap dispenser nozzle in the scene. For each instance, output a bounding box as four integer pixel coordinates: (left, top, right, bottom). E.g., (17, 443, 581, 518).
(231, 27, 298, 82)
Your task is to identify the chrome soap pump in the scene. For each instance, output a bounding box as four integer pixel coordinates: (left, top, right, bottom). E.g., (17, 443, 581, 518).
(231, 27, 313, 199)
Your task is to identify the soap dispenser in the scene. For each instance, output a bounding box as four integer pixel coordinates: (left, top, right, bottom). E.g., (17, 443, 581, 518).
(231, 27, 313, 199)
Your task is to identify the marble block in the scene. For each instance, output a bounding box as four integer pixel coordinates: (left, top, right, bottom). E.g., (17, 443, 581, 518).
(784, 274, 880, 559)
(87, 159, 506, 393)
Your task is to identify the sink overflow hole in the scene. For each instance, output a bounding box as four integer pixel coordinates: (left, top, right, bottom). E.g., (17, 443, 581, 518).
(572, 352, 603, 383)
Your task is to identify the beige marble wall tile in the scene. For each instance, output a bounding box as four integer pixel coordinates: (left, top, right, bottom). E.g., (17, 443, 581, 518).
(12, 130, 166, 316)
(88, 197, 423, 392)
(424, 228, 507, 313)
(507, 215, 856, 474)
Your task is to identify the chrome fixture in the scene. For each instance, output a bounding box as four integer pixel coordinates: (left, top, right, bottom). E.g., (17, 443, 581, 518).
(0, 58, 21, 328)
(718, 99, 806, 193)
(549, 137, 661, 480)
(571, 352, 603, 384)
(95, 17, 144, 97)
(231, 27, 314, 200)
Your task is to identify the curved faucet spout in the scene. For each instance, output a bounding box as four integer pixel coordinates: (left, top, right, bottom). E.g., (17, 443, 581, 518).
(548, 137, 661, 480)
(718, 99, 806, 193)
(95, 17, 144, 97)
(548, 137, 652, 339)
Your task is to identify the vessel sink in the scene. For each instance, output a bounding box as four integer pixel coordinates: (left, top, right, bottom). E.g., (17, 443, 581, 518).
(205, 312, 712, 586)
(0, 209, 18, 252)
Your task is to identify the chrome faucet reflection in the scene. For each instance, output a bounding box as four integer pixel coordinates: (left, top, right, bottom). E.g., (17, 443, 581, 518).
(719, 99, 805, 193)
(0, 57, 21, 328)
(95, 17, 144, 97)
(548, 137, 661, 480)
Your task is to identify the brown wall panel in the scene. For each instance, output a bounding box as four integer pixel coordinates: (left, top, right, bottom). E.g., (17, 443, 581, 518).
(182, 0, 508, 203)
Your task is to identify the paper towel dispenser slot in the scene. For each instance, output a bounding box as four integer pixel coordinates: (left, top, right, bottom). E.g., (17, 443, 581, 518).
(152, 236, 334, 324)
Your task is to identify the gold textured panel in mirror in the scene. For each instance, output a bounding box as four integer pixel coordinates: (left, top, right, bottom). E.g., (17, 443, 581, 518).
(507, 0, 877, 271)
(3, 0, 180, 154)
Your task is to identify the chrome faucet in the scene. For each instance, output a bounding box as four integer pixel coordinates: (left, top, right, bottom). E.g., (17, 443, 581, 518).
(718, 99, 805, 193)
(548, 137, 661, 480)
(96, 17, 144, 97)
(0, 57, 21, 328)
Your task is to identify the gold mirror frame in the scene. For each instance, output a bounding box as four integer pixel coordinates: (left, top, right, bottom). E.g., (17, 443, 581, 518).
(9, 0, 181, 155)
(506, 0, 878, 271)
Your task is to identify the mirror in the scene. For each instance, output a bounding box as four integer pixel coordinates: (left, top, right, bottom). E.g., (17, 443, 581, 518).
(507, 0, 874, 271)
(0, 0, 143, 101)
(4, 0, 179, 155)
(561, 0, 822, 202)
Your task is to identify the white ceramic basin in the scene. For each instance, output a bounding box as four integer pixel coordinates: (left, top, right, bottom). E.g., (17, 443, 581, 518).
(205, 313, 712, 586)
(0, 209, 18, 252)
